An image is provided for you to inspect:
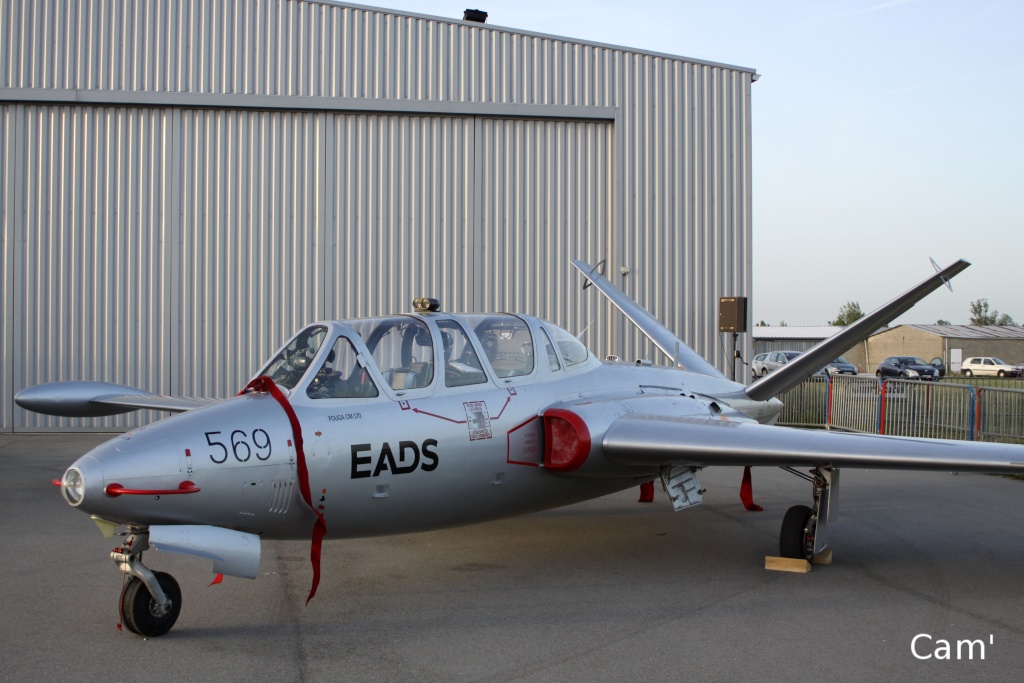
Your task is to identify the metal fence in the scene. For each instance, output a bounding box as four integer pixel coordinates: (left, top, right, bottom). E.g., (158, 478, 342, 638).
(827, 376, 883, 434)
(976, 387, 1024, 444)
(879, 380, 975, 440)
(777, 376, 1024, 444)
(776, 375, 829, 428)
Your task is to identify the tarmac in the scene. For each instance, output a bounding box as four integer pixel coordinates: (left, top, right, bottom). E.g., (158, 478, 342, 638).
(3, 432, 1024, 683)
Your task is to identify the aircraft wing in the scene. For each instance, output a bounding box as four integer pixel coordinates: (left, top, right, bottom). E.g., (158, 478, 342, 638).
(601, 415, 1024, 474)
(744, 259, 970, 402)
(571, 259, 724, 378)
(15, 381, 219, 417)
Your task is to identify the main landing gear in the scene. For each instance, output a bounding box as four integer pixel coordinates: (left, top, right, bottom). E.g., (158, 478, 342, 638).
(778, 467, 838, 562)
(112, 528, 182, 637)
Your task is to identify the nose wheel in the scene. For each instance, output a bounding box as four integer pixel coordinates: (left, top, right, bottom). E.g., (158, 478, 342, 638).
(113, 528, 182, 637)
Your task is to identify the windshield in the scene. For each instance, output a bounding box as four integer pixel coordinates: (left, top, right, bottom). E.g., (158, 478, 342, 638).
(898, 357, 928, 365)
(833, 356, 850, 364)
(260, 326, 329, 389)
(992, 358, 1008, 365)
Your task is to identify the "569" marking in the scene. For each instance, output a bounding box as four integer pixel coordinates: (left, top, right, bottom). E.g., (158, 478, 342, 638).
(205, 429, 272, 463)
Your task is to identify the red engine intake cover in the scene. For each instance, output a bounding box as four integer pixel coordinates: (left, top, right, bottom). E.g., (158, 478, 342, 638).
(543, 409, 592, 472)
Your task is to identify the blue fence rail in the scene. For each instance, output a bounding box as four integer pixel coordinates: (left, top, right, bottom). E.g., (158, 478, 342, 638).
(776, 376, 1024, 443)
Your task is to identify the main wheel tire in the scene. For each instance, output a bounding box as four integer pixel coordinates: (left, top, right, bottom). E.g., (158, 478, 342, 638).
(964, 369, 973, 377)
(121, 571, 182, 637)
(998, 370, 1006, 378)
(779, 504, 815, 560)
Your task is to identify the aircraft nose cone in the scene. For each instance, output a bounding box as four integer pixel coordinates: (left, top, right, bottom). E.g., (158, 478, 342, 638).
(61, 454, 103, 508)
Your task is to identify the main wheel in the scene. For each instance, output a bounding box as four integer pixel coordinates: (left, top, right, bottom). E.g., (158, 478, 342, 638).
(964, 369, 973, 377)
(998, 370, 1006, 378)
(121, 571, 182, 637)
(779, 504, 815, 560)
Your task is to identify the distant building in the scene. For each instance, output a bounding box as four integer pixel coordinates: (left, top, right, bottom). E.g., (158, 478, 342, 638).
(866, 325, 1024, 373)
(752, 327, 845, 354)
(752, 326, 866, 372)
(754, 324, 1024, 377)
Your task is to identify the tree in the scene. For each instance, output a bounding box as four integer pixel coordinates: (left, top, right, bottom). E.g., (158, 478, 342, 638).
(829, 301, 864, 326)
(969, 298, 1016, 326)
(936, 319, 952, 326)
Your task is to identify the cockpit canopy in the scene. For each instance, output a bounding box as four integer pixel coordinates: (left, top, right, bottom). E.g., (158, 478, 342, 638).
(258, 312, 595, 400)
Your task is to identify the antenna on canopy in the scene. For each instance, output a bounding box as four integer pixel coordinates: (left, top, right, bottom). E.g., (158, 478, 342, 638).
(576, 319, 595, 341)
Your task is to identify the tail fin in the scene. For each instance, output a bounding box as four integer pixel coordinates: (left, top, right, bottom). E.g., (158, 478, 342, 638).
(745, 259, 970, 402)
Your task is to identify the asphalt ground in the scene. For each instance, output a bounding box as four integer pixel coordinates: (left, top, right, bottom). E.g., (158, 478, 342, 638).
(4, 432, 1024, 683)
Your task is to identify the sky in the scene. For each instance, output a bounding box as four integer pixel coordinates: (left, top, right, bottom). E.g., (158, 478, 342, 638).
(356, 0, 1022, 326)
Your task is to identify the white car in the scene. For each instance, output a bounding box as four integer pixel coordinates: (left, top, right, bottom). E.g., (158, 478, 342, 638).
(751, 353, 769, 379)
(960, 357, 1022, 378)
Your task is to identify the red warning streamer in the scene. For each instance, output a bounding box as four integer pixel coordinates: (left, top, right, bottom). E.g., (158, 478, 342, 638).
(240, 376, 326, 604)
(740, 466, 763, 512)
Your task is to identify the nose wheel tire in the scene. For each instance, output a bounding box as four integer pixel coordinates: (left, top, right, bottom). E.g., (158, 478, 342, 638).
(779, 504, 815, 561)
(121, 571, 181, 637)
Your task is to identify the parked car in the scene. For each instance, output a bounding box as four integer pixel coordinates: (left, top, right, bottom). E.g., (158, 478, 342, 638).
(960, 357, 1022, 378)
(928, 357, 946, 378)
(756, 350, 802, 378)
(751, 353, 769, 379)
(821, 356, 858, 376)
(876, 356, 940, 381)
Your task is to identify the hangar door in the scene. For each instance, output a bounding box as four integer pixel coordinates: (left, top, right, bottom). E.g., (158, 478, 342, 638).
(323, 114, 614, 354)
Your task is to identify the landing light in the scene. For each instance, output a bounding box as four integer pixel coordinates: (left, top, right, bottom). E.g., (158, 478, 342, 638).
(413, 297, 441, 313)
(62, 468, 85, 506)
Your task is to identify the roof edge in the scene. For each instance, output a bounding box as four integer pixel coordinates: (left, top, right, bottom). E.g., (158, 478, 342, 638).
(316, 0, 759, 76)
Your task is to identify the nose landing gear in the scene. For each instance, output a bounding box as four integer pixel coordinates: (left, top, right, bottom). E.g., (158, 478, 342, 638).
(112, 529, 182, 637)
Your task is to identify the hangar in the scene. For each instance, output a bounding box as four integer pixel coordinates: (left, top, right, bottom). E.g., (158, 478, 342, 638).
(1, 0, 757, 431)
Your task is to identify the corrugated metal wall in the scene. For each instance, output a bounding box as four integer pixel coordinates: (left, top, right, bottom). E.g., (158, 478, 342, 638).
(7, 105, 173, 430)
(1, 0, 755, 431)
(1, 105, 12, 431)
(326, 113, 475, 319)
(475, 118, 614, 350)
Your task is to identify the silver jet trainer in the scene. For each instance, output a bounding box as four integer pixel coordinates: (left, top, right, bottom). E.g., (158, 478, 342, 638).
(17, 259, 1024, 637)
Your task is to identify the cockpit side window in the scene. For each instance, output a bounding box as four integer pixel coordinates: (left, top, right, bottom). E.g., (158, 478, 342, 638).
(348, 317, 434, 391)
(260, 325, 328, 390)
(436, 319, 488, 387)
(540, 328, 562, 372)
(307, 337, 379, 399)
(545, 323, 589, 367)
(465, 314, 535, 378)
